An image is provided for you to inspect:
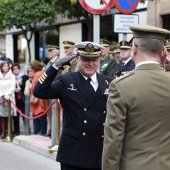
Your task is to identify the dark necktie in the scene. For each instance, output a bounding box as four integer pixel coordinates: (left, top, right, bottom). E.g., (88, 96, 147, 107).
(120, 62, 125, 69)
(87, 77, 95, 94)
(116, 62, 125, 74)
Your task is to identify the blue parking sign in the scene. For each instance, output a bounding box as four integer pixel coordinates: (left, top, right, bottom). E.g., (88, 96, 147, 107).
(115, 0, 139, 14)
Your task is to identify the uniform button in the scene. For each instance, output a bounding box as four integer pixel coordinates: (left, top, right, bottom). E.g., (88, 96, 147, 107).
(103, 123, 105, 126)
(84, 108, 87, 111)
(84, 120, 87, 124)
(82, 132, 86, 136)
(103, 111, 106, 114)
(102, 135, 104, 138)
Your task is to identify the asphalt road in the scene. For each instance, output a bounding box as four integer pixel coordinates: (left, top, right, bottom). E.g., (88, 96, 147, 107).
(0, 140, 60, 170)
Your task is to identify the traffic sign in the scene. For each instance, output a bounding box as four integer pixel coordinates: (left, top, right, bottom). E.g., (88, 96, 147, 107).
(115, 0, 139, 14)
(78, 0, 115, 15)
(113, 14, 139, 33)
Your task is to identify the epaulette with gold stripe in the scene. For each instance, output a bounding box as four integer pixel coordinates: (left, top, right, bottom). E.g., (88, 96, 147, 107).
(39, 72, 48, 84)
(114, 71, 134, 82)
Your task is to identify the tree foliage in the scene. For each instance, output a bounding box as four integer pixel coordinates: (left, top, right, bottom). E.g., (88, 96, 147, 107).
(54, 0, 93, 41)
(0, 0, 57, 61)
(0, 0, 150, 61)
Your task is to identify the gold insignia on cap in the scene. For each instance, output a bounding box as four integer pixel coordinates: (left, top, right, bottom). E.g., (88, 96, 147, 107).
(75, 41, 104, 57)
(120, 41, 131, 49)
(100, 40, 103, 44)
(164, 40, 170, 46)
(85, 43, 94, 53)
(122, 41, 125, 45)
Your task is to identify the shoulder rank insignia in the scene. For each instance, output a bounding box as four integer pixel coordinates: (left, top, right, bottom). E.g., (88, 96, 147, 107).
(115, 71, 134, 82)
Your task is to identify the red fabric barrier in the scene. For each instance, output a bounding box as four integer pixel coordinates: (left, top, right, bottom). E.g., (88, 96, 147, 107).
(0, 118, 2, 135)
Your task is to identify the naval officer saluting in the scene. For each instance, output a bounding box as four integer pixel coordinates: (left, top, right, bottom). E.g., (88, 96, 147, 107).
(34, 41, 113, 170)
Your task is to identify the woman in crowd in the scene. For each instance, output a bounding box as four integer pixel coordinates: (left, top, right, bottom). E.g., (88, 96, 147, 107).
(24, 66, 34, 96)
(11, 63, 29, 136)
(29, 60, 47, 136)
(0, 61, 16, 139)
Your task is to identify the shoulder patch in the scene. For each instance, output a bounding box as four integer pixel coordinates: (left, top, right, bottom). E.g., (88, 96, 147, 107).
(114, 71, 134, 82)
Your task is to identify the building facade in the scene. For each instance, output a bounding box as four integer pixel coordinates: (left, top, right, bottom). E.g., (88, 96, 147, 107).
(4, 1, 153, 69)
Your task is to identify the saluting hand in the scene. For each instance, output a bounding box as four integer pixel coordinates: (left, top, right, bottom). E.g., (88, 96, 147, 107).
(54, 54, 77, 70)
(161, 47, 170, 71)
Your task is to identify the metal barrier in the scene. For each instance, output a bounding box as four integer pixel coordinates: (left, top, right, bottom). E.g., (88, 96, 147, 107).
(3, 95, 12, 142)
(0, 94, 61, 148)
(24, 95, 30, 135)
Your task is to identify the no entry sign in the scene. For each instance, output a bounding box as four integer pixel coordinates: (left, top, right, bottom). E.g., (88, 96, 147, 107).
(78, 0, 115, 14)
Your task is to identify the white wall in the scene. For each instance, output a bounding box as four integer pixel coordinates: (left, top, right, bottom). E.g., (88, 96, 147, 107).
(6, 34, 14, 61)
(59, 23, 82, 58)
(0, 36, 6, 54)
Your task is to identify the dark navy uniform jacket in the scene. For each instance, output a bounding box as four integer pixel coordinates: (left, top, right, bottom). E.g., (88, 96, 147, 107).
(113, 59, 135, 78)
(33, 65, 113, 168)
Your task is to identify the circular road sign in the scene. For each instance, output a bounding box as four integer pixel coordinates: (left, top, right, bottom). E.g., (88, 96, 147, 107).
(115, 0, 139, 14)
(79, 0, 115, 15)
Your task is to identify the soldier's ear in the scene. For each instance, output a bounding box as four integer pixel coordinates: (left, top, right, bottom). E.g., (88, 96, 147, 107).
(160, 46, 167, 59)
(131, 49, 134, 58)
(132, 44, 138, 56)
(76, 56, 79, 63)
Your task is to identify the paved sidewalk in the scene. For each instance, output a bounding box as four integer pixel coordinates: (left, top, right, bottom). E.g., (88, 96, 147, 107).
(13, 135, 57, 160)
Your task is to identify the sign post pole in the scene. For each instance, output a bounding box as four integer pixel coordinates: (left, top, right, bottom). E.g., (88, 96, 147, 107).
(78, 0, 140, 41)
(93, 14, 100, 44)
(123, 33, 127, 41)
